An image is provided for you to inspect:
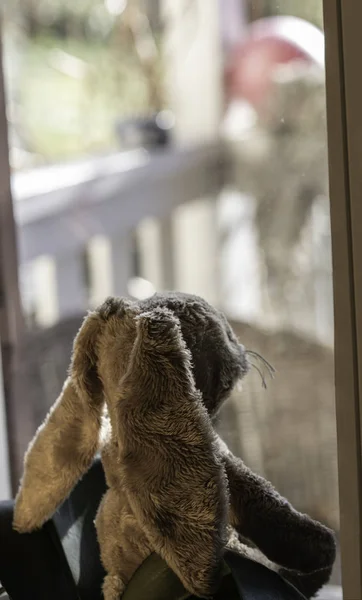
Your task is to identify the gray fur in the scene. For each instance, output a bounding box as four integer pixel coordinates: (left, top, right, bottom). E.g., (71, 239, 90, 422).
(13, 292, 335, 599)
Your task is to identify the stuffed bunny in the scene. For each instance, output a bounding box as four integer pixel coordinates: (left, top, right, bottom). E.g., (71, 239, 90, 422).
(13, 293, 336, 599)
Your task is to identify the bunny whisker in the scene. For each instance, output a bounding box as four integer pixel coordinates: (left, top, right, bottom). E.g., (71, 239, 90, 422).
(249, 361, 269, 389)
(246, 350, 276, 378)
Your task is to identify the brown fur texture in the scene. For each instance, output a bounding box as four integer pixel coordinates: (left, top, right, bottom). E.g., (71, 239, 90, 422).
(13, 293, 336, 599)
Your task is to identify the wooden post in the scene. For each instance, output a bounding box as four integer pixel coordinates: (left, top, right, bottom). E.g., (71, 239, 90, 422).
(161, 0, 223, 306)
(0, 21, 24, 494)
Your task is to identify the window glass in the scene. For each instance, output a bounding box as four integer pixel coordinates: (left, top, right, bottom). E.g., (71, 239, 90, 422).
(2, 2, 340, 592)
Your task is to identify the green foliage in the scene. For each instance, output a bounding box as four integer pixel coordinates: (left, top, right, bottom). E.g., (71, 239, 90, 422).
(4, 0, 164, 162)
(7, 0, 112, 38)
(18, 34, 151, 161)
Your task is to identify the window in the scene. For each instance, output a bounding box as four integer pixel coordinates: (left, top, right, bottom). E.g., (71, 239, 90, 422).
(1, 2, 361, 598)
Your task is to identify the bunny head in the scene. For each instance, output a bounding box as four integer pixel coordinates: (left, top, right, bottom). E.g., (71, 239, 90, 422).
(72, 291, 249, 428)
(73, 291, 249, 420)
(137, 292, 250, 415)
(13, 292, 250, 597)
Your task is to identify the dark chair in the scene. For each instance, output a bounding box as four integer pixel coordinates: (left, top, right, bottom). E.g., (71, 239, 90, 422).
(0, 458, 306, 600)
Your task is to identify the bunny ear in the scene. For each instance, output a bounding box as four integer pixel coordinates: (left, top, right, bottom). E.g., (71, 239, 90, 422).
(116, 308, 229, 598)
(13, 306, 108, 533)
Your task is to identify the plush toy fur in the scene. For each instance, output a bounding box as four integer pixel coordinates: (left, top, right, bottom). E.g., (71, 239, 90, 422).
(13, 293, 336, 599)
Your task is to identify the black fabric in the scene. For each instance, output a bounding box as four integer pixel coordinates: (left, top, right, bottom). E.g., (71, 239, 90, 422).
(225, 551, 306, 600)
(0, 459, 307, 600)
(120, 550, 306, 600)
(52, 458, 106, 600)
(0, 501, 79, 600)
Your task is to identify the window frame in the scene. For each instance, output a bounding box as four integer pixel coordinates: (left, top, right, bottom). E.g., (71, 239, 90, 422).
(0, 18, 23, 495)
(323, 1, 362, 597)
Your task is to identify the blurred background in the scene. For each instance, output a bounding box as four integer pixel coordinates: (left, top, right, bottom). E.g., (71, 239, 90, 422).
(1, 0, 339, 590)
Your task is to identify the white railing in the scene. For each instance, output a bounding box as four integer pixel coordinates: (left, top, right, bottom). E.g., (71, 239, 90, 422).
(12, 142, 226, 325)
(10, 139, 334, 344)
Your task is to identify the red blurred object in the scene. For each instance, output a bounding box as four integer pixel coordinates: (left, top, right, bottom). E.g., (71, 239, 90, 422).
(225, 16, 325, 110)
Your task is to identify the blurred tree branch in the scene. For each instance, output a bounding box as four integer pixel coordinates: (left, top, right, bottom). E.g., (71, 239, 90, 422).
(117, 0, 164, 111)
(247, 0, 323, 29)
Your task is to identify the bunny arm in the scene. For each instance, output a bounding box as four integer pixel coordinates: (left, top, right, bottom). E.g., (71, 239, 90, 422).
(13, 378, 102, 532)
(217, 438, 336, 575)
